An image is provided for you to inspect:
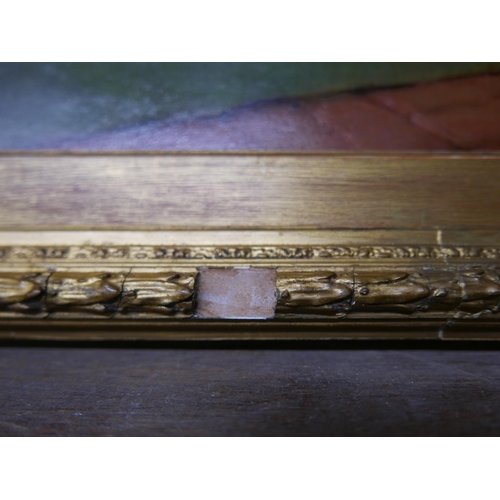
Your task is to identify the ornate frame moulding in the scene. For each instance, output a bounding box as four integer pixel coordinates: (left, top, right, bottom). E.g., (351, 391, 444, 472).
(1, 152, 499, 340)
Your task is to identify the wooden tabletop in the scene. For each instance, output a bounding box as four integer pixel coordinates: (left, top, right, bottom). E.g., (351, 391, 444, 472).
(2, 340, 500, 436)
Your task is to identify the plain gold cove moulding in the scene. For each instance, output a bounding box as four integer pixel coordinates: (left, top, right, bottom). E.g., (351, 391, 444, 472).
(0, 152, 499, 340)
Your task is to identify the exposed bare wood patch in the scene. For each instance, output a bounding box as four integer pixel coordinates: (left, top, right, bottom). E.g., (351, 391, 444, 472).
(195, 268, 277, 319)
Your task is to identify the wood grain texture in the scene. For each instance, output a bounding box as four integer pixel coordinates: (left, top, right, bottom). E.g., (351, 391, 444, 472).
(2, 343, 500, 436)
(1, 153, 500, 230)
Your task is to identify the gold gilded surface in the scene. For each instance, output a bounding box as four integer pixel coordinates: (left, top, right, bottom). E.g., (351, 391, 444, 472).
(47, 272, 126, 318)
(276, 271, 352, 317)
(0, 272, 49, 318)
(0, 276, 42, 304)
(0, 262, 499, 339)
(0, 153, 499, 339)
(1, 152, 500, 231)
(118, 270, 196, 318)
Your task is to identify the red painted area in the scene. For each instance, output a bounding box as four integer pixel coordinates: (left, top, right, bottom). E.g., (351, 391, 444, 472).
(366, 74, 500, 149)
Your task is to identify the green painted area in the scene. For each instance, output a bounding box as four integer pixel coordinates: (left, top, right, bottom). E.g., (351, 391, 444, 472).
(1, 63, 499, 148)
(58, 62, 500, 103)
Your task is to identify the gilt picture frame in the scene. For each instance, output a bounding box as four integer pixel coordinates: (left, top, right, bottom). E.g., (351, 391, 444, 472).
(1, 151, 499, 340)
